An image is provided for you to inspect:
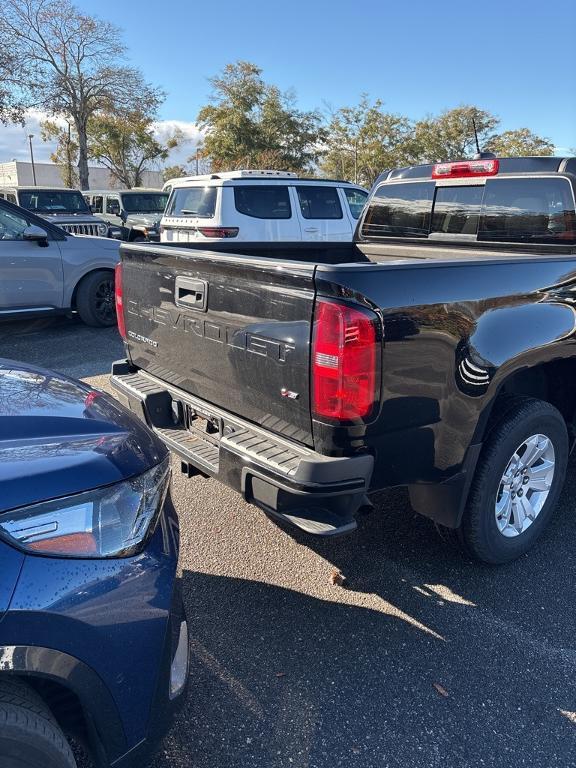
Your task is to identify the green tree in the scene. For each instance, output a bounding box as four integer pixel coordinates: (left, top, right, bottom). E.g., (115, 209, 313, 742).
(411, 106, 500, 163)
(198, 61, 325, 173)
(486, 128, 554, 157)
(0, 0, 162, 188)
(162, 165, 189, 183)
(88, 108, 182, 188)
(321, 96, 414, 187)
(40, 120, 79, 188)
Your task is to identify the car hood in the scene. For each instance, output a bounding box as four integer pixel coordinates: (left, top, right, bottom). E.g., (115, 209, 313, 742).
(40, 213, 104, 225)
(127, 214, 162, 226)
(0, 360, 168, 514)
(62, 234, 121, 253)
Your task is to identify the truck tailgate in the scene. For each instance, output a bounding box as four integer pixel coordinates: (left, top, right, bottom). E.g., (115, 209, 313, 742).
(120, 244, 316, 446)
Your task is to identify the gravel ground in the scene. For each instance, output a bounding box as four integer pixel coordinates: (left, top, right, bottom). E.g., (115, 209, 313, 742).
(2, 316, 576, 768)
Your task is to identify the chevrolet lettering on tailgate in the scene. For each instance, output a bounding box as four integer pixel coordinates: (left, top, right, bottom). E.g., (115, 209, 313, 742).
(127, 301, 296, 362)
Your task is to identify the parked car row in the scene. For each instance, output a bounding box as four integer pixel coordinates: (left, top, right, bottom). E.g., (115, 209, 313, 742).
(1, 174, 371, 246)
(0, 170, 370, 328)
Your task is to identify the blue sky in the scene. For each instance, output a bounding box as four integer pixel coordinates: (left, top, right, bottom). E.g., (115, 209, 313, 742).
(3, 0, 575, 163)
(80, 0, 575, 150)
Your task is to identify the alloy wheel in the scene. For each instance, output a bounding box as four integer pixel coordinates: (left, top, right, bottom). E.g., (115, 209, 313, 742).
(495, 433, 555, 537)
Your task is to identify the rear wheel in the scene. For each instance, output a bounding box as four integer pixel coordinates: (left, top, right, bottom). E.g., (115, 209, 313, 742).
(75, 270, 116, 327)
(0, 678, 76, 768)
(461, 397, 568, 564)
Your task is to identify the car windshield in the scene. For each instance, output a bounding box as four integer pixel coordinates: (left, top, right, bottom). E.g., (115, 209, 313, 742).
(120, 193, 169, 213)
(18, 189, 90, 215)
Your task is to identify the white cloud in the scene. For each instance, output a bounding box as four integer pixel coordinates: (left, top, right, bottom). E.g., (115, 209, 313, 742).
(0, 110, 60, 162)
(0, 110, 203, 168)
(152, 119, 205, 167)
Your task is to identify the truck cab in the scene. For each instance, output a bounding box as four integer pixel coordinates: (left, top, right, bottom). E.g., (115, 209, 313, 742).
(358, 156, 576, 246)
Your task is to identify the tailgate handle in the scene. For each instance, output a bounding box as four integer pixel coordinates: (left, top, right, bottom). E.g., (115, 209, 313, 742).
(174, 277, 208, 312)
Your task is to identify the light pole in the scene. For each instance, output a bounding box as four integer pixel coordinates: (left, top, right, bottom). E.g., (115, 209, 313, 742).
(28, 134, 37, 186)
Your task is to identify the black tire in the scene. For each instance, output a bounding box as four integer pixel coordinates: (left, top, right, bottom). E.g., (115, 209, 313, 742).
(461, 397, 568, 564)
(0, 678, 76, 768)
(131, 235, 146, 243)
(75, 270, 116, 327)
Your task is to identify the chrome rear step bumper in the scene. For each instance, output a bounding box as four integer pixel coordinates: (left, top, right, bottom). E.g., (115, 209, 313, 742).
(111, 360, 373, 536)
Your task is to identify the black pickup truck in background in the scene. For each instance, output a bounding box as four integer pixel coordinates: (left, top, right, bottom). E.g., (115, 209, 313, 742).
(111, 156, 576, 564)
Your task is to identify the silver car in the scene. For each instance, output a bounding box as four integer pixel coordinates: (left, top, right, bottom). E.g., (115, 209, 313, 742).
(0, 198, 120, 326)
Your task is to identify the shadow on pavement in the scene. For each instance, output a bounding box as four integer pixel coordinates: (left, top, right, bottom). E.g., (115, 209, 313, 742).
(161, 470, 576, 768)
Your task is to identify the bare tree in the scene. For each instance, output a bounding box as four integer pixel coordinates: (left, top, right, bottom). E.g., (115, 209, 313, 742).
(0, 0, 161, 188)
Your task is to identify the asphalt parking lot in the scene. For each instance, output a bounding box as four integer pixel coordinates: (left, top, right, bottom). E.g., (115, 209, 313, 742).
(2, 316, 576, 768)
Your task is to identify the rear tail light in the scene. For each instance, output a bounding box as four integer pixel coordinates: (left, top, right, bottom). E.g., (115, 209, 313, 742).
(115, 262, 126, 339)
(432, 159, 499, 179)
(312, 300, 380, 422)
(197, 227, 239, 238)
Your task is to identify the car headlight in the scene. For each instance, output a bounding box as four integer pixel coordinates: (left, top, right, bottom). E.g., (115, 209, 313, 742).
(0, 457, 170, 558)
(97, 223, 108, 236)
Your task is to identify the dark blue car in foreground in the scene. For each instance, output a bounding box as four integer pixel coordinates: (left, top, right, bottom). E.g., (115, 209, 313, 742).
(0, 360, 188, 768)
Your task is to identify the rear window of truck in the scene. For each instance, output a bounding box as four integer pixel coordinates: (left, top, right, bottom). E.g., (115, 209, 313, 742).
(361, 178, 576, 243)
(479, 178, 576, 242)
(167, 187, 217, 218)
(361, 182, 434, 237)
(432, 186, 484, 235)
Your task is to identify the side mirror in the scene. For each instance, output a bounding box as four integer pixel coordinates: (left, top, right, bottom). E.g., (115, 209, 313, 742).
(23, 224, 48, 246)
(119, 209, 127, 222)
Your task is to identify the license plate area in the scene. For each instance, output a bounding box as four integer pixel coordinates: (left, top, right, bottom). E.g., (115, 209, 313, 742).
(184, 404, 221, 445)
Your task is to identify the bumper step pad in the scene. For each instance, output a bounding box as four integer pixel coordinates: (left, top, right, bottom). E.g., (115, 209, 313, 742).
(111, 362, 373, 537)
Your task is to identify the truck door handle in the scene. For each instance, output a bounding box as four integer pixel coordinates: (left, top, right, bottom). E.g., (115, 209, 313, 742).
(174, 277, 208, 312)
(304, 227, 319, 232)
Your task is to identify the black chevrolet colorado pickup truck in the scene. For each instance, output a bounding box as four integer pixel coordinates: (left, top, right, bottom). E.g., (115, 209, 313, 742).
(111, 156, 576, 563)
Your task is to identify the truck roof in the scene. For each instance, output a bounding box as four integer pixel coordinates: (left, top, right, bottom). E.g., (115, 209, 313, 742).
(379, 156, 576, 184)
(84, 188, 165, 194)
(166, 174, 363, 189)
(0, 185, 85, 192)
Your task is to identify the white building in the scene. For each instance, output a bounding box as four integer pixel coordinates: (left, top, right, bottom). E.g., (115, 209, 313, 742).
(0, 160, 163, 190)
